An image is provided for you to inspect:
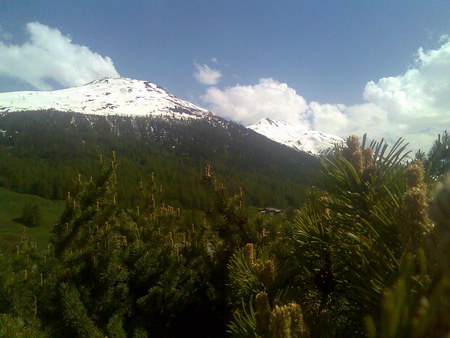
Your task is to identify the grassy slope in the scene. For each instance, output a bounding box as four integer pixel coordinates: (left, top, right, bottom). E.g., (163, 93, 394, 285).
(0, 188, 65, 251)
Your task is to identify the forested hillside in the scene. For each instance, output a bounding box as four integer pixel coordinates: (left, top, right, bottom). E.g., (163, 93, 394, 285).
(0, 132, 448, 337)
(0, 110, 318, 210)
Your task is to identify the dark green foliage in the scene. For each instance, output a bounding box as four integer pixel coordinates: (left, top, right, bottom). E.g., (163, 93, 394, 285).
(47, 157, 132, 336)
(228, 292, 308, 337)
(16, 202, 42, 227)
(364, 252, 449, 338)
(0, 313, 47, 337)
(228, 244, 277, 306)
(203, 164, 250, 253)
(0, 131, 447, 337)
(0, 110, 316, 209)
(227, 133, 448, 337)
(0, 230, 51, 336)
(0, 155, 235, 336)
(415, 130, 449, 183)
(365, 175, 450, 337)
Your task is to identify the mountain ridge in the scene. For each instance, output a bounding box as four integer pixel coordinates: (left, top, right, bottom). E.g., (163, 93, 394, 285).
(0, 78, 322, 208)
(0, 77, 342, 155)
(0, 77, 211, 119)
(248, 118, 343, 155)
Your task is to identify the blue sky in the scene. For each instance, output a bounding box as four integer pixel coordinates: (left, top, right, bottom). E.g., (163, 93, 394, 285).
(0, 0, 449, 150)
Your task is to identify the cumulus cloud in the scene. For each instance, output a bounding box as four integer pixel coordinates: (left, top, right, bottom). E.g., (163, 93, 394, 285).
(194, 63, 222, 85)
(0, 22, 120, 90)
(202, 39, 450, 151)
(439, 34, 449, 43)
(308, 102, 391, 141)
(356, 38, 448, 149)
(202, 78, 309, 126)
(308, 36, 450, 150)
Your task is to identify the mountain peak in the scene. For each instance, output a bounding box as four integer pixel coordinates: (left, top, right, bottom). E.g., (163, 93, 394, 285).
(248, 118, 343, 155)
(254, 117, 309, 130)
(259, 118, 288, 126)
(0, 77, 212, 119)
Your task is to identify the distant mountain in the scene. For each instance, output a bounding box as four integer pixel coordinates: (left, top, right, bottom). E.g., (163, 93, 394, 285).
(0, 77, 211, 119)
(248, 118, 343, 155)
(0, 79, 319, 209)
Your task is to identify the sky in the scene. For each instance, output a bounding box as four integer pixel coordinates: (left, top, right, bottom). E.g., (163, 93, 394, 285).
(0, 0, 449, 152)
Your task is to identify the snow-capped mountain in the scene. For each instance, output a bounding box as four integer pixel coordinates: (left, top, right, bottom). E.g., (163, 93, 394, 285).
(0, 78, 340, 156)
(248, 118, 343, 155)
(0, 77, 212, 119)
(0, 80, 320, 207)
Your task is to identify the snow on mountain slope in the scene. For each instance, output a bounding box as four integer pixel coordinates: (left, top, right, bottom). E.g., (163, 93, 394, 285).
(248, 118, 343, 155)
(0, 77, 212, 119)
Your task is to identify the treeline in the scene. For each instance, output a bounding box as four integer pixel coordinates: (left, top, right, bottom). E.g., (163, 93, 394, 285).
(0, 110, 317, 210)
(0, 133, 448, 337)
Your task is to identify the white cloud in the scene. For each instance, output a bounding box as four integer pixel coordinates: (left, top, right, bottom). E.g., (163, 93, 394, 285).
(202, 39, 450, 151)
(308, 102, 348, 135)
(0, 22, 120, 90)
(202, 78, 309, 126)
(194, 63, 221, 85)
(363, 41, 450, 120)
(308, 102, 392, 141)
(439, 34, 449, 43)
(358, 38, 450, 149)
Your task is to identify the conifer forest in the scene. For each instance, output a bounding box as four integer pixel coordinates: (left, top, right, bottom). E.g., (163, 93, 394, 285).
(0, 130, 449, 337)
(1, 2, 449, 336)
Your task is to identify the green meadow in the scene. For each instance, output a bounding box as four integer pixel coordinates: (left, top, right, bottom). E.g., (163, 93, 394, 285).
(0, 187, 65, 251)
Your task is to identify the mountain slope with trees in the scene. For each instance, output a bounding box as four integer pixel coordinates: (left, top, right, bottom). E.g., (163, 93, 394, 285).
(0, 131, 447, 337)
(0, 110, 318, 210)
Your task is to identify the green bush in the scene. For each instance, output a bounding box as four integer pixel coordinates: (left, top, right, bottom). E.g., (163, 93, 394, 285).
(18, 202, 42, 227)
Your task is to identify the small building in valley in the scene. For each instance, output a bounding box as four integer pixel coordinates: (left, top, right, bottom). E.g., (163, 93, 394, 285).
(258, 208, 283, 215)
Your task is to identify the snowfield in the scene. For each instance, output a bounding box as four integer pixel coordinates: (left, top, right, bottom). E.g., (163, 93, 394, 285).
(248, 118, 343, 155)
(0, 78, 212, 119)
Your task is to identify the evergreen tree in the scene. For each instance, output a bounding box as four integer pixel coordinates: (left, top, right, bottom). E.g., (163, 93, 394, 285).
(0, 231, 50, 336)
(17, 202, 42, 227)
(415, 130, 449, 183)
(46, 153, 131, 336)
(365, 174, 450, 337)
(226, 134, 447, 337)
(0, 131, 447, 337)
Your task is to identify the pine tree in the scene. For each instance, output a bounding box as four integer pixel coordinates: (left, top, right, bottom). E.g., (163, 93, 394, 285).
(0, 231, 49, 336)
(228, 291, 308, 337)
(227, 134, 425, 336)
(416, 130, 449, 183)
(47, 153, 131, 336)
(0, 132, 446, 337)
(365, 174, 450, 337)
